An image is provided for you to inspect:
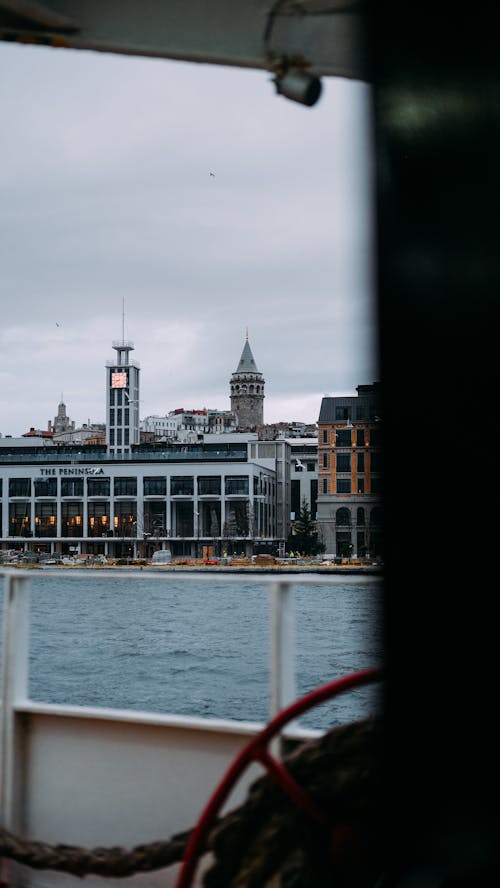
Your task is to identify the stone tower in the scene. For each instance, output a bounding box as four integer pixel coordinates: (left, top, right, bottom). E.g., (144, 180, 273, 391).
(52, 399, 74, 434)
(230, 335, 265, 429)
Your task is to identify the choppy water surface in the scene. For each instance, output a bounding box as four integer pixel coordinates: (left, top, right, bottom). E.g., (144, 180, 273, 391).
(0, 572, 383, 730)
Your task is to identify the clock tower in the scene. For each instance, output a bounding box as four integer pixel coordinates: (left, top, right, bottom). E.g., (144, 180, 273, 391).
(230, 335, 265, 429)
(106, 339, 140, 455)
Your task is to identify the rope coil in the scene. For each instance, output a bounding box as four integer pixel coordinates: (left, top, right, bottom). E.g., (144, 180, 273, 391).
(1, 670, 383, 886)
(1, 717, 382, 884)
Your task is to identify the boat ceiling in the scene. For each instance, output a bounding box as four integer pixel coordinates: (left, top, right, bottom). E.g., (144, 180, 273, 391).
(0, 0, 368, 82)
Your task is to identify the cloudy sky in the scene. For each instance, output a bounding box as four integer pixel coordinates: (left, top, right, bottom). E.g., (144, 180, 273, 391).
(0, 41, 376, 437)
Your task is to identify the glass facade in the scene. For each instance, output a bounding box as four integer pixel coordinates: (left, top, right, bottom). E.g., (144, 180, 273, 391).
(1, 458, 279, 555)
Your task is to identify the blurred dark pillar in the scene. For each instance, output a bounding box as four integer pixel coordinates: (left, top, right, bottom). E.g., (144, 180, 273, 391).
(370, 2, 500, 883)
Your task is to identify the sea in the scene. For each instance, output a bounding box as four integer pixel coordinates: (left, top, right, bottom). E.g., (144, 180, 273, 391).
(0, 571, 383, 732)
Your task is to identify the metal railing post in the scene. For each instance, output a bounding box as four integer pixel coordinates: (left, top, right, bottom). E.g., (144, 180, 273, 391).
(269, 579, 296, 722)
(0, 571, 30, 832)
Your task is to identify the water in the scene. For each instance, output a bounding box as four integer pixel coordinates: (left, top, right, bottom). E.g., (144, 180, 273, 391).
(0, 572, 383, 731)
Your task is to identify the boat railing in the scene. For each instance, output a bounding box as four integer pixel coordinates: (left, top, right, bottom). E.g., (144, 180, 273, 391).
(0, 567, 344, 888)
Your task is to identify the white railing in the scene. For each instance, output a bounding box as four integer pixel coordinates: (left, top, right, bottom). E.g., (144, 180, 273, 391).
(0, 568, 335, 888)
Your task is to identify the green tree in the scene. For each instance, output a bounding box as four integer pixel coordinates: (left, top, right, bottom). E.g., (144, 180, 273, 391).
(287, 498, 326, 556)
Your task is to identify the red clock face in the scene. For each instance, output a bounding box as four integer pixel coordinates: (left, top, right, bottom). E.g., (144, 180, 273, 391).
(111, 372, 127, 389)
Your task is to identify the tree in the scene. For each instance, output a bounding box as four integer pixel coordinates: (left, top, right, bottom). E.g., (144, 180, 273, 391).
(287, 498, 326, 556)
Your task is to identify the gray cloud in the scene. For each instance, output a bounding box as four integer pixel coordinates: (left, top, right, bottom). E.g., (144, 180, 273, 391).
(0, 43, 376, 436)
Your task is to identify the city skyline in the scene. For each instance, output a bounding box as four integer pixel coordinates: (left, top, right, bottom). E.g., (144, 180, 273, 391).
(0, 42, 377, 437)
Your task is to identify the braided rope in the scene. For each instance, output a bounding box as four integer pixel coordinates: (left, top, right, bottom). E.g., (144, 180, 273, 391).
(0, 828, 190, 877)
(0, 717, 382, 885)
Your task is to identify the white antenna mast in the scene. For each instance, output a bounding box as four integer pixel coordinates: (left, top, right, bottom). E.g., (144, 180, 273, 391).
(122, 297, 125, 342)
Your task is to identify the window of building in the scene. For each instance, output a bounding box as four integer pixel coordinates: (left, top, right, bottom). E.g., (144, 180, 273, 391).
(9, 478, 31, 497)
(144, 477, 166, 496)
(198, 476, 221, 496)
(357, 452, 365, 472)
(336, 453, 351, 473)
(335, 429, 351, 447)
(322, 429, 328, 444)
(114, 501, 137, 537)
(357, 507, 365, 526)
(117, 429, 122, 446)
(322, 452, 328, 469)
(87, 477, 110, 496)
(9, 502, 31, 536)
(174, 500, 194, 536)
(171, 476, 194, 496)
(356, 429, 365, 447)
(290, 480, 301, 520)
(322, 478, 328, 494)
(109, 408, 115, 425)
(370, 428, 382, 448)
(335, 407, 350, 420)
(336, 479, 351, 494)
(224, 501, 249, 536)
(310, 479, 318, 519)
(144, 502, 166, 535)
(34, 478, 57, 497)
(357, 479, 365, 493)
(35, 502, 57, 537)
(197, 501, 221, 538)
(109, 429, 115, 445)
(114, 477, 137, 496)
(371, 477, 381, 494)
(225, 477, 249, 496)
(371, 451, 381, 472)
(307, 462, 315, 471)
(61, 478, 84, 497)
(357, 530, 367, 555)
(88, 502, 109, 537)
(61, 502, 83, 537)
(336, 507, 351, 526)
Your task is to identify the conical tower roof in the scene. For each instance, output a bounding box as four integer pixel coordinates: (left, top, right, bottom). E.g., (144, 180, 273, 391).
(234, 338, 261, 375)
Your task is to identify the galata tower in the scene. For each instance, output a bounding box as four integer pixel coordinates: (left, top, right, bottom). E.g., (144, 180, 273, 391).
(230, 335, 265, 429)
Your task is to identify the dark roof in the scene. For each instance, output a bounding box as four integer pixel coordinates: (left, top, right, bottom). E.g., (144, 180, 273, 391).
(234, 339, 261, 375)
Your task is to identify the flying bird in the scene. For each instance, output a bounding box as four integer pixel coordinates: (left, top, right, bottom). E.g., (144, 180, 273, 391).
(209, 171, 215, 177)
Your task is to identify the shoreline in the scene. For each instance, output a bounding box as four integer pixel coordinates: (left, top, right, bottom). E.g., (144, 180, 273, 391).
(5, 563, 383, 576)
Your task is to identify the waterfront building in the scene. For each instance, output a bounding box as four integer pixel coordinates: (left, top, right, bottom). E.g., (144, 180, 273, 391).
(315, 383, 382, 558)
(230, 335, 265, 429)
(0, 437, 281, 559)
(106, 339, 140, 456)
(0, 333, 314, 559)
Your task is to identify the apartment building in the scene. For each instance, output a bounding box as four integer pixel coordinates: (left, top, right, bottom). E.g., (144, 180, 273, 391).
(316, 383, 383, 558)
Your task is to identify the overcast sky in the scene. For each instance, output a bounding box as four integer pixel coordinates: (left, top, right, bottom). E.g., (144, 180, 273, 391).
(0, 41, 376, 437)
